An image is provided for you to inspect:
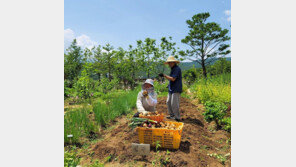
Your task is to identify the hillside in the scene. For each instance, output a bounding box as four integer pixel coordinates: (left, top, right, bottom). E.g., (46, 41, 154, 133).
(179, 57, 231, 71)
(135, 57, 231, 79)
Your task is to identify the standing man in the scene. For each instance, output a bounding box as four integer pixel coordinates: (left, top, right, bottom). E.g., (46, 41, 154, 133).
(159, 56, 182, 122)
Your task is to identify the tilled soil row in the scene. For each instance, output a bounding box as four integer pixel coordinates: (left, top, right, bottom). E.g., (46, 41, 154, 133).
(80, 97, 231, 167)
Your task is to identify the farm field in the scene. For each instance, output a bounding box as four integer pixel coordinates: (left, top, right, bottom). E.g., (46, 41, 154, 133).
(64, 77, 231, 167)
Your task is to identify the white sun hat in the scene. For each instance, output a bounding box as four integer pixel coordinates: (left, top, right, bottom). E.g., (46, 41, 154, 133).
(143, 79, 154, 87)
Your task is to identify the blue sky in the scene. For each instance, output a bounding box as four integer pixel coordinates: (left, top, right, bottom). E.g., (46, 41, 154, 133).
(64, 0, 231, 57)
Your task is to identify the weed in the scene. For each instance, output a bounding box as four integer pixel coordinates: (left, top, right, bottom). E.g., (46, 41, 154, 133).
(151, 141, 171, 167)
(64, 149, 80, 167)
(88, 159, 104, 167)
(207, 153, 227, 165)
(200, 145, 210, 150)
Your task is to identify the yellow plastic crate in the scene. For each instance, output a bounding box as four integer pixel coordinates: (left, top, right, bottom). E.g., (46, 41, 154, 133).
(139, 114, 164, 122)
(137, 121, 184, 149)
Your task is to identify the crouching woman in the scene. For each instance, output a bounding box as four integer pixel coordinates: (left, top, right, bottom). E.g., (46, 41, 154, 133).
(134, 79, 157, 117)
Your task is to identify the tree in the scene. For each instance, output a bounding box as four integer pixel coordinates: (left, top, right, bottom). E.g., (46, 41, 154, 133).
(180, 12, 230, 78)
(64, 39, 84, 87)
(208, 58, 231, 76)
(113, 47, 128, 88)
(125, 45, 140, 89)
(101, 44, 116, 81)
(155, 36, 179, 82)
(92, 45, 103, 81)
(136, 38, 158, 78)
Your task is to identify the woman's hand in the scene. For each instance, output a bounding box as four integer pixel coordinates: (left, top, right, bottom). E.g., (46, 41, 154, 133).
(142, 90, 148, 97)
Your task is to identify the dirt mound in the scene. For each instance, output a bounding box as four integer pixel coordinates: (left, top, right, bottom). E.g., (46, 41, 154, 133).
(80, 97, 231, 167)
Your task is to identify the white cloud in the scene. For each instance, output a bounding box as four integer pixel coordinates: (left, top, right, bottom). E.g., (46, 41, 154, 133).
(64, 28, 97, 50)
(64, 29, 75, 48)
(76, 35, 97, 49)
(224, 10, 231, 22)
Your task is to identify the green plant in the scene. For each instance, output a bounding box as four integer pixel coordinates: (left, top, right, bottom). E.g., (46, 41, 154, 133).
(153, 80, 169, 94)
(203, 101, 227, 130)
(221, 117, 231, 132)
(93, 90, 138, 127)
(64, 108, 97, 144)
(183, 67, 198, 85)
(151, 141, 171, 167)
(88, 159, 104, 167)
(207, 153, 227, 165)
(73, 63, 96, 100)
(191, 73, 231, 104)
(64, 149, 80, 167)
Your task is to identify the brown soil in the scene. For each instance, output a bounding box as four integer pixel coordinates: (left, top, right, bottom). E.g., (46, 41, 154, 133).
(79, 97, 231, 167)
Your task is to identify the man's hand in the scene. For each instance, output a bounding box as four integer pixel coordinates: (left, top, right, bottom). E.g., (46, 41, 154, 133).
(158, 73, 164, 77)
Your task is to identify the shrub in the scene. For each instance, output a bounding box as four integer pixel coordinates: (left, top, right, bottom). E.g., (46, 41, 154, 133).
(221, 117, 231, 132)
(183, 67, 199, 85)
(203, 101, 227, 130)
(97, 77, 119, 94)
(153, 80, 169, 94)
(73, 68, 96, 99)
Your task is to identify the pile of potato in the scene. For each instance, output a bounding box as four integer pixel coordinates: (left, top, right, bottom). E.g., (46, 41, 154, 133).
(139, 111, 161, 117)
(141, 121, 181, 130)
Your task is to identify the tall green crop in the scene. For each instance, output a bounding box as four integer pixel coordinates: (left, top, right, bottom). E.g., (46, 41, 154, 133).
(191, 73, 231, 104)
(64, 108, 95, 144)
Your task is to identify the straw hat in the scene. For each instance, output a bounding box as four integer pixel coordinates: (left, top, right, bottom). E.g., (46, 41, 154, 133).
(164, 56, 180, 64)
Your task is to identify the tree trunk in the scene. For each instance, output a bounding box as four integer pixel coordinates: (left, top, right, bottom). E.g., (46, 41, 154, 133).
(108, 64, 111, 82)
(201, 58, 207, 78)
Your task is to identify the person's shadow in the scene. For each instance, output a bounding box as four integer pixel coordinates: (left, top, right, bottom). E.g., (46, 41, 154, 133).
(181, 118, 204, 127)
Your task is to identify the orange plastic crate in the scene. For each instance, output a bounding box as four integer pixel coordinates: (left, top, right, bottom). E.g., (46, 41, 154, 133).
(139, 113, 164, 122)
(136, 121, 184, 149)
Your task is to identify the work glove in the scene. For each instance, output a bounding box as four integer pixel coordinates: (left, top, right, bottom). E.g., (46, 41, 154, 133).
(158, 73, 164, 77)
(133, 112, 140, 117)
(142, 90, 148, 97)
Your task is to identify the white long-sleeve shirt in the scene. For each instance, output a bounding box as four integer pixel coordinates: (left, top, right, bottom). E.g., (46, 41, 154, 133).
(136, 90, 157, 114)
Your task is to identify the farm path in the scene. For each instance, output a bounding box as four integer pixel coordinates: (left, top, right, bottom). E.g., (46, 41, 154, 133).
(80, 97, 231, 167)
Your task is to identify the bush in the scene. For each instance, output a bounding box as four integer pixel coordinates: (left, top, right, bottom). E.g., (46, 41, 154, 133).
(97, 77, 120, 94)
(153, 80, 169, 94)
(183, 67, 199, 85)
(203, 101, 227, 130)
(73, 68, 96, 99)
(221, 117, 231, 132)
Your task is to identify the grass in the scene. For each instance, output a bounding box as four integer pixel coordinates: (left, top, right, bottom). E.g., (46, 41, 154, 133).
(64, 89, 138, 145)
(64, 107, 96, 144)
(191, 73, 231, 104)
(93, 89, 138, 127)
